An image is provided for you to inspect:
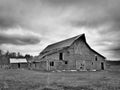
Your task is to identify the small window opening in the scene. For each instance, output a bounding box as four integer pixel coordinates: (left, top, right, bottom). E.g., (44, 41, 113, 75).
(92, 62, 93, 65)
(50, 62, 54, 66)
(43, 56, 45, 59)
(65, 61, 68, 64)
(81, 64, 84, 66)
(59, 53, 63, 60)
(95, 55, 97, 61)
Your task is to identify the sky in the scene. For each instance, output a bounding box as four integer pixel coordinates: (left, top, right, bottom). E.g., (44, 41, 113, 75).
(0, 0, 120, 60)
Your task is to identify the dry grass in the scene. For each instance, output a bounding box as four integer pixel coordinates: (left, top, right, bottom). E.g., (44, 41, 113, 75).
(0, 69, 120, 90)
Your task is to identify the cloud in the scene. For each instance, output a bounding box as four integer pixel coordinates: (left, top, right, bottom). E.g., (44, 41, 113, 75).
(108, 46, 120, 60)
(41, 0, 104, 7)
(0, 0, 120, 59)
(0, 27, 41, 45)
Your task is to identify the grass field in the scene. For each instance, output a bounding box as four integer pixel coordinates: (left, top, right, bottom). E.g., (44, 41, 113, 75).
(0, 69, 120, 90)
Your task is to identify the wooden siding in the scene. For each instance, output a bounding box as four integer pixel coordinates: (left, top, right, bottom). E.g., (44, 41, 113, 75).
(10, 63, 28, 69)
(31, 61, 47, 71)
(70, 37, 105, 70)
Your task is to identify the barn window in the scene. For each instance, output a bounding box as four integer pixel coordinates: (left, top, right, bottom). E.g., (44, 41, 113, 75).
(95, 55, 98, 61)
(50, 61, 54, 66)
(65, 61, 68, 64)
(92, 62, 93, 65)
(59, 53, 63, 60)
(43, 56, 45, 59)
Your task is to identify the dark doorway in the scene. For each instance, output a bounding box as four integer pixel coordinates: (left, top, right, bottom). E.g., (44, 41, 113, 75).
(59, 53, 63, 60)
(101, 62, 104, 70)
(18, 63, 20, 68)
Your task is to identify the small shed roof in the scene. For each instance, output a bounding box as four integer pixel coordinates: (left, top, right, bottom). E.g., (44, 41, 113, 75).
(10, 58, 27, 63)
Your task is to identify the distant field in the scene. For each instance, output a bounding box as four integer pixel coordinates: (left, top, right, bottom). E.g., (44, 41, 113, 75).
(0, 69, 120, 90)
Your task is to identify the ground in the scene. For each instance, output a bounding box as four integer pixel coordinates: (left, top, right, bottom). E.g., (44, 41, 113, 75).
(0, 69, 120, 90)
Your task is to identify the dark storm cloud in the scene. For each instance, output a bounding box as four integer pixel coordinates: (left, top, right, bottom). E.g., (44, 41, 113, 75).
(0, 0, 120, 59)
(0, 0, 41, 45)
(0, 0, 41, 30)
(0, 17, 19, 29)
(107, 45, 120, 60)
(41, 0, 104, 6)
(0, 0, 19, 29)
(0, 0, 107, 30)
(0, 33, 40, 45)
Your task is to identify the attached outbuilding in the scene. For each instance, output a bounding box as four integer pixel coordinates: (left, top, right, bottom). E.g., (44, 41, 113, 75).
(30, 60, 48, 71)
(10, 58, 28, 69)
(38, 34, 106, 71)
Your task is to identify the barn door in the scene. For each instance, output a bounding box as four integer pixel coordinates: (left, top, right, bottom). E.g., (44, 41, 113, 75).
(18, 63, 20, 68)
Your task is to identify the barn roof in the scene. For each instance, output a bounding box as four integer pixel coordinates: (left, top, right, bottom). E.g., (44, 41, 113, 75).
(39, 33, 106, 59)
(40, 34, 83, 54)
(10, 58, 27, 63)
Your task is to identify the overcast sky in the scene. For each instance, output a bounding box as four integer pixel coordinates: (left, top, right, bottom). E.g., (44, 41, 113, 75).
(0, 0, 120, 60)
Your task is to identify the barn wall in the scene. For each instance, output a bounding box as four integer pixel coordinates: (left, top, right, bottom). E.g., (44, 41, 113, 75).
(31, 61, 47, 71)
(31, 63, 36, 69)
(10, 63, 28, 69)
(20, 63, 28, 68)
(47, 60, 69, 70)
(41, 53, 69, 70)
(45, 53, 59, 60)
(70, 36, 106, 70)
(37, 61, 47, 70)
(63, 53, 76, 70)
(43, 48, 77, 70)
(11, 63, 18, 69)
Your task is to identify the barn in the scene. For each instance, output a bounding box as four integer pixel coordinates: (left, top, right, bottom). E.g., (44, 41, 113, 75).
(10, 58, 28, 69)
(38, 34, 106, 71)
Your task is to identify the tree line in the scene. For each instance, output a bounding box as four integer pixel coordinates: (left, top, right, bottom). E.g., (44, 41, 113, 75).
(0, 50, 33, 60)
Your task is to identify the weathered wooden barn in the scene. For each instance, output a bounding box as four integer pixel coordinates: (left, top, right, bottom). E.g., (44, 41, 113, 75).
(37, 34, 106, 71)
(10, 58, 28, 69)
